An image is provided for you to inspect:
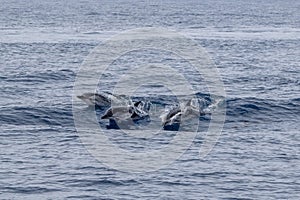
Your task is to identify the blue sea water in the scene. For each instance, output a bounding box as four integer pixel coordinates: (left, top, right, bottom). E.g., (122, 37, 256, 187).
(0, 0, 300, 199)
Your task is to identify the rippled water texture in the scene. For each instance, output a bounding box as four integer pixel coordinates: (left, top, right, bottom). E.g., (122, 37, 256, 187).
(0, 0, 299, 199)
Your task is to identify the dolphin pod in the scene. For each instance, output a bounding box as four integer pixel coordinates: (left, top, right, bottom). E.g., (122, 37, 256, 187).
(77, 92, 203, 131)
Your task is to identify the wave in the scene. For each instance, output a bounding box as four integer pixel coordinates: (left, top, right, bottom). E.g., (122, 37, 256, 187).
(2, 69, 75, 83)
(0, 106, 73, 126)
(226, 97, 300, 123)
(1, 93, 298, 128)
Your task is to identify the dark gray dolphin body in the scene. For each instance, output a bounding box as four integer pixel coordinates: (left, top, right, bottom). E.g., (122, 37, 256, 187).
(77, 92, 128, 107)
(77, 92, 111, 106)
(161, 98, 200, 127)
(101, 105, 136, 120)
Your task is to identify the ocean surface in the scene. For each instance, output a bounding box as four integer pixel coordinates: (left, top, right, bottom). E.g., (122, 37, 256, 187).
(0, 0, 300, 199)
